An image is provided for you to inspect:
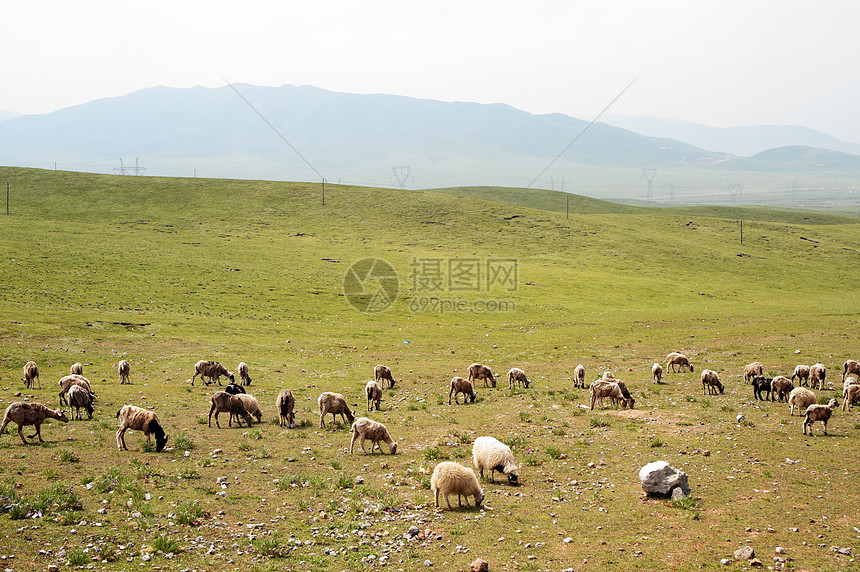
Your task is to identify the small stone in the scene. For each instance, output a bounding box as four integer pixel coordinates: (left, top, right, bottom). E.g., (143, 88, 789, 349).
(355, 476, 365, 484)
(470, 557, 489, 572)
(48, 566, 60, 572)
(670, 487, 687, 500)
(775, 547, 786, 554)
(838, 547, 852, 556)
(563, 537, 573, 544)
(720, 558, 731, 565)
(702, 450, 711, 456)
(423, 559, 432, 566)
(750, 557, 762, 567)
(735, 546, 755, 561)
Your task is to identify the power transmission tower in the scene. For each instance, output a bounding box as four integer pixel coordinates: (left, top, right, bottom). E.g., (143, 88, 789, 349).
(642, 168, 657, 201)
(113, 158, 147, 176)
(390, 166, 413, 189)
(729, 184, 742, 204)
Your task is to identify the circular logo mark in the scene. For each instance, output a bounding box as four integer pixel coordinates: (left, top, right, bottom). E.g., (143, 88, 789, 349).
(343, 257, 399, 313)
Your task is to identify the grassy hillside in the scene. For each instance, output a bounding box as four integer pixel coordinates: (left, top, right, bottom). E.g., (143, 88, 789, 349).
(0, 167, 859, 571)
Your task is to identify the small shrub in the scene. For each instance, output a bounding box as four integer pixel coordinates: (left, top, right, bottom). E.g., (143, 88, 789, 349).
(551, 427, 566, 436)
(238, 442, 251, 451)
(246, 429, 263, 440)
(8, 503, 29, 520)
(545, 445, 563, 460)
(524, 455, 543, 466)
(502, 436, 526, 449)
(42, 469, 59, 480)
(669, 495, 701, 513)
(519, 412, 532, 423)
(178, 468, 199, 480)
(331, 461, 342, 470)
(336, 475, 354, 489)
(721, 404, 734, 413)
(684, 395, 697, 403)
(424, 447, 447, 461)
(253, 533, 289, 558)
(650, 438, 664, 448)
(56, 449, 80, 463)
(94, 543, 117, 562)
(590, 417, 610, 428)
(198, 458, 212, 468)
(152, 535, 180, 554)
(196, 415, 208, 425)
(452, 448, 468, 459)
(700, 399, 710, 408)
(173, 433, 194, 450)
(176, 500, 205, 525)
(67, 548, 89, 566)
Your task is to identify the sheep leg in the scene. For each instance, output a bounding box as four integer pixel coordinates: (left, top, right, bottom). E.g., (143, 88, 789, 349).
(434, 489, 440, 508)
(0, 417, 9, 439)
(18, 425, 29, 444)
(349, 431, 357, 454)
(31, 421, 44, 443)
(208, 403, 216, 427)
(116, 427, 127, 451)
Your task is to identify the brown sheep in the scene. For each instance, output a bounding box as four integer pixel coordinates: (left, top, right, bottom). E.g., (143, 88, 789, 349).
(276, 389, 296, 428)
(842, 384, 860, 412)
(374, 364, 397, 389)
(116, 405, 168, 452)
(318, 392, 355, 429)
(23, 361, 40, 390)
(810, 363, 826, 390)
(842, 359, 860, 383)
(118, 359, 130, 384)
(572, 364, 586, 388)
(1, 402, 69, 444)
(70, 362, 83, 376)
(191, 360, 235, 386)
(743, 362, 763, 384)
(792, 364, 811, 387)
(507, 367, 531, 389)
(231, 394, 262, 423)
(58, 375, 94, 407)
(349, 417, 397, 455)
(770, 375, 794, 402)
(666, 352, 693, 373)
(589, 380, 631, 410)
(788, 387, 816, 416)
(208, 391, 253, 428)
(803, 398, 839, 436)
(238, 362, 252, 386)
(652, 362, 663, 384)
(449, 377, 477, 405)
(701, 369, 724, 395)
(365, 380, 383, 411)
(67, 385, 94, 420)
(468, 363, 496, 388)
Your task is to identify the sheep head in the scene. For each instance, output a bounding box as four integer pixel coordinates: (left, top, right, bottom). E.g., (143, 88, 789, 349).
(507, 472, 519, 486)
(54, 409, 70, 423)
(155, 433, 169, 452)
(468, 393, 477, 403)
(389, 442, 398, 455)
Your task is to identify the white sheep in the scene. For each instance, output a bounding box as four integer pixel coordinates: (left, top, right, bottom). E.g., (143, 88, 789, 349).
(58, 375, 94, 407)
(743, 362, 763, 384)
(472, 436, 519, 485)
(365, 380, 383, 411)
(589, 380, 630, 410)
(666, 352, 693, 373)
(276, 389, 296, 428)
(208, 391, 253, 428)
(842, 359, 860, 383)
(374, 364, 397, 389)
(468, 363, 496, 388)
(349, 417, 397, 455)
(67, 385, 94, 420)
(318, 392, 355, 428)
(701, 369, 724, 395)
(791, 364, 811, 387)
(652, 362, 663, 384)
(23, 361, 40, 390)
(770, 375, 794, 402)
(70, 362, 83, 376)
(449, 377, 476, 404)
(788, 387, 816, 416)
(238, 362, 252, 386)
(507, 367, 530, 389)
(118, 359, 130, 385)
(0, 402, 68, 444)
(232, 393, 263, 423)
(430, 461, 484, 510)
(116, 405, 169, 451)
(572, 364, 586, 388)
(803, 398, 839, 436)
(842, 384, 860, 412)
(810, 363, 826, 390)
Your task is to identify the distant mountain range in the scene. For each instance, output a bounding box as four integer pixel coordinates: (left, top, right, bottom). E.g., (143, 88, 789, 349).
(1, 84, 859, 198)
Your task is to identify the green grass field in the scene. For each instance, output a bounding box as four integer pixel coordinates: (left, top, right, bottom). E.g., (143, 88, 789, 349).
(0, 167, 858, 571)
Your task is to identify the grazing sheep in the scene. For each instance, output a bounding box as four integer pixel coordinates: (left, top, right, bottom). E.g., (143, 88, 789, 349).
(601, 371, 616, 380)
(430, 461, 484, 510)
(365, 380, 383, 411)
(701, 369, 724, 395)
(507, 367, 531, 389)
(472, 436, 519, 485)
(803, 398, 839, 436)
(751, 376, 772, 401)
(70, 362, 83, 376)
(589, 380, 631, 410)
(789, 387, 816, 416)
(191, 360, 235, 386)
(374, 364, 397, 389)
(118, 360, 130, 384)
(232, 394, 263, 423)
(67, 385, 94, 420)
(115, 405, 168, 452)
(468, 363, 496, 388)
(318, 392, 355, 429)
(842, 359, 860, 383)
(349, 417, 397, 455)
(652, 362, 663, 384)
(573, 364, 586, 389)
(792, 364, 811, 387)
(208, 391, 253, 428)
(0, 402, 68, 444)
(224, 382, 246, 395)
(666, 352, 693, 373)
(238, 362, 252, 386)
(743, 362, 764, 384)
(449, 377, 477, 405)
(276, 389, 296, 428)
(842, 384, 860, 412)
(844, 376, 860, 391)
(23, 361, 40, 390)
(770, 375, 794, 403)
(809, 363, 827, 390)
(58, 375, 94, 407)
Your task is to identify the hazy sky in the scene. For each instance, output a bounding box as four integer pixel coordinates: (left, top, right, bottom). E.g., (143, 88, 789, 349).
(5, 0, 860, 142)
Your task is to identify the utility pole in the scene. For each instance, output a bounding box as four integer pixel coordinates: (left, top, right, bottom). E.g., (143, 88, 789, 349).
(6, 183, 9, 215)
(740, 220, 743, 245)
(642, 168, 657, 201)
(322, 178, 326, 206)
(566, 194, 569, 219)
